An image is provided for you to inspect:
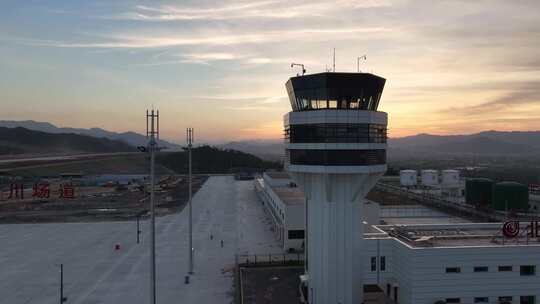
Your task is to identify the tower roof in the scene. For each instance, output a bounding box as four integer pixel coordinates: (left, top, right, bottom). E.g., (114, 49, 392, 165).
(285, 72, 386, 111)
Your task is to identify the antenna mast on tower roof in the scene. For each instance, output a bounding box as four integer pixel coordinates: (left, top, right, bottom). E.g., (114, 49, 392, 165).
(333, 48, 336, 72)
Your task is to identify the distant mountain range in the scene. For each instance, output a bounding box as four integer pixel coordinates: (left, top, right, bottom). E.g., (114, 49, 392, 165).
(158, 145, 281, 173)
(389, 130, 540, 158)
(0, 120, 181, 150)
(2, 120, 539, 159)
(220, 140, 283, 161)
(0, 127, 134, 155)
(222, 130, 540, 160)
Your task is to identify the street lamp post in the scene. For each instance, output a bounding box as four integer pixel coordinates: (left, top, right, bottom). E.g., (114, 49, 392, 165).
(59, 264, 67, 303)
(187, 128, 194, 275)
(146, 109, 160, 304)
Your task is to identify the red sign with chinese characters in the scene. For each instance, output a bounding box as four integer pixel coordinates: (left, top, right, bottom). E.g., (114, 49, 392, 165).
(59, 183, 75, 199)
(8, 183, 24, 199)
(33, 183, 50, 199)
(2, 182, 76, 200)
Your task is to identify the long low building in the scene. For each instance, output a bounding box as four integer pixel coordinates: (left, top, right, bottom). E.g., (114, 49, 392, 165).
(255, 172, 305, 251)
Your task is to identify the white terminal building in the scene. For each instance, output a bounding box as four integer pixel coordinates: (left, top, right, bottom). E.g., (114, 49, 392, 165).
(252, 71, 539, 304)
(256, 173, 540, 304)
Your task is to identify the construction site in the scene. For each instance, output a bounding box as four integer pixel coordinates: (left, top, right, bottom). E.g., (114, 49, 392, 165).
(0, 173, 207, 223)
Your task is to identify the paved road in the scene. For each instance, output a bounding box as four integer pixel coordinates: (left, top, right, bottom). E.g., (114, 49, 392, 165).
(0, 176, 280, 304)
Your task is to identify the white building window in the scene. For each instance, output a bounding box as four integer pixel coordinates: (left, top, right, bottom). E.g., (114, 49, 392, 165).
(474, 297, 488, 303)
(445, 267, 461, 273)
(521, 296, 536, 304)
(380, 256, 386, 271)
(288, 230, 304, 239)
(499, 296, 513, 303)
(370, 257, 377, 272)
(520, 265, 536, 276)
(474, 266, 488, 272)
(498, 266, 513, 272)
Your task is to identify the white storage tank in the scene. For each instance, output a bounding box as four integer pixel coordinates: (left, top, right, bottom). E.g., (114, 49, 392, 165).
(421, 169, 439, 186)
(400, 170, 417, 187)
(441, 169, 460, 187)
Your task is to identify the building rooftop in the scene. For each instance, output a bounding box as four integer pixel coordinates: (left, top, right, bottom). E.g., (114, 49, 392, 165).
(380, 205, 472, 225)
(273, 186, 305, 206)
(265, 171, 291, 180)
(373, 223, 540, 248)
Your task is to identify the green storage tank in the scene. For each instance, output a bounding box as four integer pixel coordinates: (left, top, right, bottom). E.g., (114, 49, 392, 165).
(465, 178, 494, 206)
(492, 181, 529, 211)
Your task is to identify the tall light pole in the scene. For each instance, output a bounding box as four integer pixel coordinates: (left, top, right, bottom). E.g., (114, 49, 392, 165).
(146, 109, 160, 304)
(59, 264, 66, 304)
(187, 127, 194, 275)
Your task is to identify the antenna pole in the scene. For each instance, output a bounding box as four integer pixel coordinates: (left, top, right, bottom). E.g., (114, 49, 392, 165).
(187, 128, 194, 275)
(146, 109, 159, 304)
(333, 48, 336, 72)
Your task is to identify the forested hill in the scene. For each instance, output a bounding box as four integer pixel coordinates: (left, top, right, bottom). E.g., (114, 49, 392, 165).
(157, 146, 282, 173)
(0, 127, 135, 155)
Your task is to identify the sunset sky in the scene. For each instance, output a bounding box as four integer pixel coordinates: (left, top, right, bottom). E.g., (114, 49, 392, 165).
(1, 0, 539, 143)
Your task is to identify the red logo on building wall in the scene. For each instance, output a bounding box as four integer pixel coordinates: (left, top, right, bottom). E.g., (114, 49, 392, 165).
(503, 221, 540, 238)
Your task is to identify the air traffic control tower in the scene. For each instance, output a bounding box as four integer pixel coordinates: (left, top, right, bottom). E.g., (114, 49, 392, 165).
(284, 72, 387, 304)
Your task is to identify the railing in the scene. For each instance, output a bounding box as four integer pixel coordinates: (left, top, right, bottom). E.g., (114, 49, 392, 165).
(236, 253, 304, 267)
(375, 182, 505, 222)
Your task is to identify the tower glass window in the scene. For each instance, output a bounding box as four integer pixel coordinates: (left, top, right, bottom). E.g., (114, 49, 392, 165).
(286, 73, 386, 112)
(287, 149, 386, 166)
(285, 124, 387, 144)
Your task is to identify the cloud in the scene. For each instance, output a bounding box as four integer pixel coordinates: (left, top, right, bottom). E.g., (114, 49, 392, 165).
(4, 0, 540, 140)
(13, 26, 390, 49)
(131, 51, 292, 66)
(440, 81, 540, 116)
(192, 94, 287, 104)
(105, 0, 391, 21)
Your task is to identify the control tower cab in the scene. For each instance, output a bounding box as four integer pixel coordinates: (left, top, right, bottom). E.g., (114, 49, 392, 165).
(284, 72, 388, 304)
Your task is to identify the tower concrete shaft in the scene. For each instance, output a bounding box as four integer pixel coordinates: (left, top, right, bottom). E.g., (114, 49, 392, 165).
(292, 173, 383, 304)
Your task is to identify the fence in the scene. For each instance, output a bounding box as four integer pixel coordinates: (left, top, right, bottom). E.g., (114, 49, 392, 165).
(236, 252, 304, 267)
